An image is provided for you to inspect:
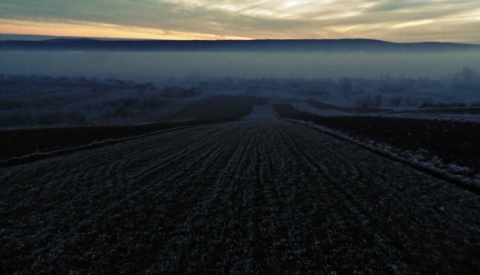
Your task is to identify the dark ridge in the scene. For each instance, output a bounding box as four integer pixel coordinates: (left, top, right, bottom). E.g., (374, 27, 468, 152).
(1, 38, 479, 52)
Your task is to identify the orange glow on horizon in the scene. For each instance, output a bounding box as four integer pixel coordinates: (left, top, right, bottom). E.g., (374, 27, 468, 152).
(0, 19, 250, 40)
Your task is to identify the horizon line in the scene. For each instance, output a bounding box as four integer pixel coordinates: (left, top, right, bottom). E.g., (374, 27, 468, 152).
(2, 33, 480, 46)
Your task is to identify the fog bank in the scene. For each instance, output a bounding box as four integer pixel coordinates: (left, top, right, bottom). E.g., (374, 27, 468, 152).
(1, 50, 479, 80)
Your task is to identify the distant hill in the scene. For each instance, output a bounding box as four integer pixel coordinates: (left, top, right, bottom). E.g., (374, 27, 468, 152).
(1, 38, 479, 52)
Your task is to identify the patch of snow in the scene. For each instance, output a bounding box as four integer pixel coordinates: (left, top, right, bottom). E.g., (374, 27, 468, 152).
(363, 112, 480, 123)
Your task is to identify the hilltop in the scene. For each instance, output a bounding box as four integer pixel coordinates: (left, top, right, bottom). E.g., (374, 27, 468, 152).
(1, 38, 479, 52)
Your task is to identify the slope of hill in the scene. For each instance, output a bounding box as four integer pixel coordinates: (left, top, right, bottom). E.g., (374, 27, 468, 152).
(1, 38, 479, 52)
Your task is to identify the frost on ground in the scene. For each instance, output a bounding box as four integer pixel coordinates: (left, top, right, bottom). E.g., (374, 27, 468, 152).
(291, 119, 480, 192)
(273, 103, 480, 190)
(1, 107, 480, 273)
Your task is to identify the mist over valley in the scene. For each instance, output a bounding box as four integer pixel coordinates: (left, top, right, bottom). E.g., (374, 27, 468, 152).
(1, 38, 480, 80)
(2, 37, 480, 273)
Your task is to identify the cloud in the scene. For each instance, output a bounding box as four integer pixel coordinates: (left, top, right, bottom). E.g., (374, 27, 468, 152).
(0, 0, 479, 42)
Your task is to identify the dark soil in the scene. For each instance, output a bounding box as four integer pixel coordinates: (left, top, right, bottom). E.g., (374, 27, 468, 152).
(273, 103, 480, 175)
(166, 95, 256, 121)
(1, 95, 256, 164)
(1, 122, 198, 163)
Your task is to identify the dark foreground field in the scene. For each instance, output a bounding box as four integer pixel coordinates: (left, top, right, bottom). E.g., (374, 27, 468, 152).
(1, 106, 479, 273)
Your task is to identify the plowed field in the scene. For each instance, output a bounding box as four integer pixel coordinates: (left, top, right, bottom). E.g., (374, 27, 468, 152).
(1, 107, 479, 273)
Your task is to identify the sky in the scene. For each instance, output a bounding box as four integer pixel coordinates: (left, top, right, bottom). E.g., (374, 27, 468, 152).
(0, 0, 479, 43)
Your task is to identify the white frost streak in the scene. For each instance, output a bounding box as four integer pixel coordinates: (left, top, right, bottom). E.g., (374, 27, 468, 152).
(290, 119, 480, 189)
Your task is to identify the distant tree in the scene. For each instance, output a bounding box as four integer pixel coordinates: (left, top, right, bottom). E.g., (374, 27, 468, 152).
(420, 98, 434, 108)
(460, 67, 476, 83)
(373, 94, 383, 108)
(453, 67, 479, 91)
(405, 97, 416, 107)
(135, 82, 154, 94)
(389, 96, 403, 107)
(471, 101, 480, 107)
(356, 94, 383, 109)
(340, 78, 353, 98)
(160, 86, 199, 98)
(66, 112, 86, 124)
(37, 112, 63, 125)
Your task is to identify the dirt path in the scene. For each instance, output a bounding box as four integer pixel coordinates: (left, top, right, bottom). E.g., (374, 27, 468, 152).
(1, 110, 479, 273)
